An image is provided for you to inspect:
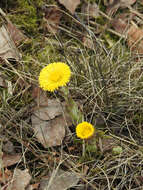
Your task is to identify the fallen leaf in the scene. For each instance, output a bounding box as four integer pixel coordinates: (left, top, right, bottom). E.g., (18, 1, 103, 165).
(43, 6, 62, 34)
(98, 137, 116, 153)
(82, 35, 95, 49)
(31, 91, 72, 147)
(25, 183, 39, 190)
(58, 0, 80, 14)
(0, 76, 6, 87)
(82, 3, 99, 18)
(7, 21, 27, 46)
(111, 13, 130, 34)
(120, 0, 136, 6)
(2, 153, 21, 168)
(0, 169, 12, 184)
(134, 176, 143, 186)
(6, 169, 31, 190)
(127, 25, 143, 53)
(39, 169, 79, 190)
(32, 99, 65, 121)
(2, 141, 15, 154)
(0, 25, 20, 60)
(106, 0, 136, 15)
(32, 115, 67, 147)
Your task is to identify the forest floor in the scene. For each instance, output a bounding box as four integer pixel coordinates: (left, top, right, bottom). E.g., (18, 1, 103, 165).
(0, 0, 143, 189)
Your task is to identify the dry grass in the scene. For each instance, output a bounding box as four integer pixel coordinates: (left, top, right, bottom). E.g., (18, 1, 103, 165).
(1, 0, 143, 189)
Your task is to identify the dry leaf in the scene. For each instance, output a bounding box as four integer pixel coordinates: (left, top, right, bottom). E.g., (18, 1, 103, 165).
(39, 169, 79, 190)
(32, 99, 65, 121)
(2, 153, 21, 168)
(32, 88, 68, 120)
(7, 21, 27, 46)
(32, 115, 67, 147)
(120, 0, 136, 6)
(106, 0, 136, 14)
(82, 3, 99, 18)
(58, 0, 80, 14)
(25, 183, 39, 190)
(6, 169, 31, 190)
(0, 25, 20, 60)
(0, 169, 12, 184)
(127, 25, 143, 53)
(31, 92, 72, 147)
(98, 137, 116, 153)
(0, 76, 6, 87)
(2, 141, 15, 154)
(26, 184, 39, 190)
(111, 13, 130, 34)
(43, 6, 62, 34)
(82, 35, 95, 49)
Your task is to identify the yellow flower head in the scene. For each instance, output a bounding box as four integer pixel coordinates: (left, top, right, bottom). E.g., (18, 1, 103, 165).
(39, 62, 71, 91)
(76, 122, 95, 139)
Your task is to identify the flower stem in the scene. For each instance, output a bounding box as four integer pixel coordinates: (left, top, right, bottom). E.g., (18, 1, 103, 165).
(60, 86, 84, 125)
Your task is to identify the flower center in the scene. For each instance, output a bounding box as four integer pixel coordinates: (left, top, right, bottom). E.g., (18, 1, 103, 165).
(49, 71, 62, 82)
(81, 126, 92, 137)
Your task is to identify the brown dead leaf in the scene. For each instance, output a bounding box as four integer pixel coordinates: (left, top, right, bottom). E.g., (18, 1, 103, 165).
(6, 169, 31, 190)
(43, 6, 62, 34)
(2, 153, 21, 168)
(106, 0, 136, 15)
(120, 0, 136, 6)
(82, 3, 99, 18)
(111, 13, 131, 34)
(0, 76, 6, 87)
(127, 25, 143, 53)
(82, 35, 95, 49)
(31, 91, 72, 147)
(39, 169, 79, 190)
(0, 25, 20, 60)
(32, 115, 67, 147)
(0, 169, 12, 184)
(98, 137, 116, 153)
(32, 98, 65, 121)
(2, 141, 15, 154)
(7, 21, 27, 46)
(26, 183, 39, 190)
(58, 0, 80, 14)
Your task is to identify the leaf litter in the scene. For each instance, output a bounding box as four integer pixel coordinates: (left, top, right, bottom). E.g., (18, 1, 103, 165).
(58, 0, 80, 14)
(43, 6, 62, 34)
(31, 87, 72, 147)
(1, 0, 143, 189)
(39, 169, 79, 190)
(5, 169, 31, 190)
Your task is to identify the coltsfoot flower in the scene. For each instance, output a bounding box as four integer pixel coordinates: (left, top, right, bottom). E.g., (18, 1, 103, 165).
(39, 62, 71, 92)
(76, 122, 95, 139)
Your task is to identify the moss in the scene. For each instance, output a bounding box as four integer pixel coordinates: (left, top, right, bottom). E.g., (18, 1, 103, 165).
(9, 0, 43, 35)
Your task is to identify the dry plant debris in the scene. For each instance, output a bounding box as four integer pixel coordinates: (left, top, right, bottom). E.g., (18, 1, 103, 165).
(82, 34, 95, 49)
(31, 90, 72, 147)
(5, 169, 31, 190)
(58, 0, 80, 14)
(44, 6, 62, 34)
(39, 169, 79, 190)
(82, 2, 99, 18)
(2, 153, 21, 168)
(7, 21, 27, 46)
(0, 25, 20, 59)
(106, 0, 136, 14)
(31, 114, 66, 147)
(1, 0, 143, 189)
(127, 25, 143, 53)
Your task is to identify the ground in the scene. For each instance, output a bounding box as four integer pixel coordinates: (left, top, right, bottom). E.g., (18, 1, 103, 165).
(0, 0, 143, 189)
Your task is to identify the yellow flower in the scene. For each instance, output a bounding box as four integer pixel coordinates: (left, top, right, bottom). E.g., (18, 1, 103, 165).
(76, 122, 95, 139)
(39, 62, 71, 91)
